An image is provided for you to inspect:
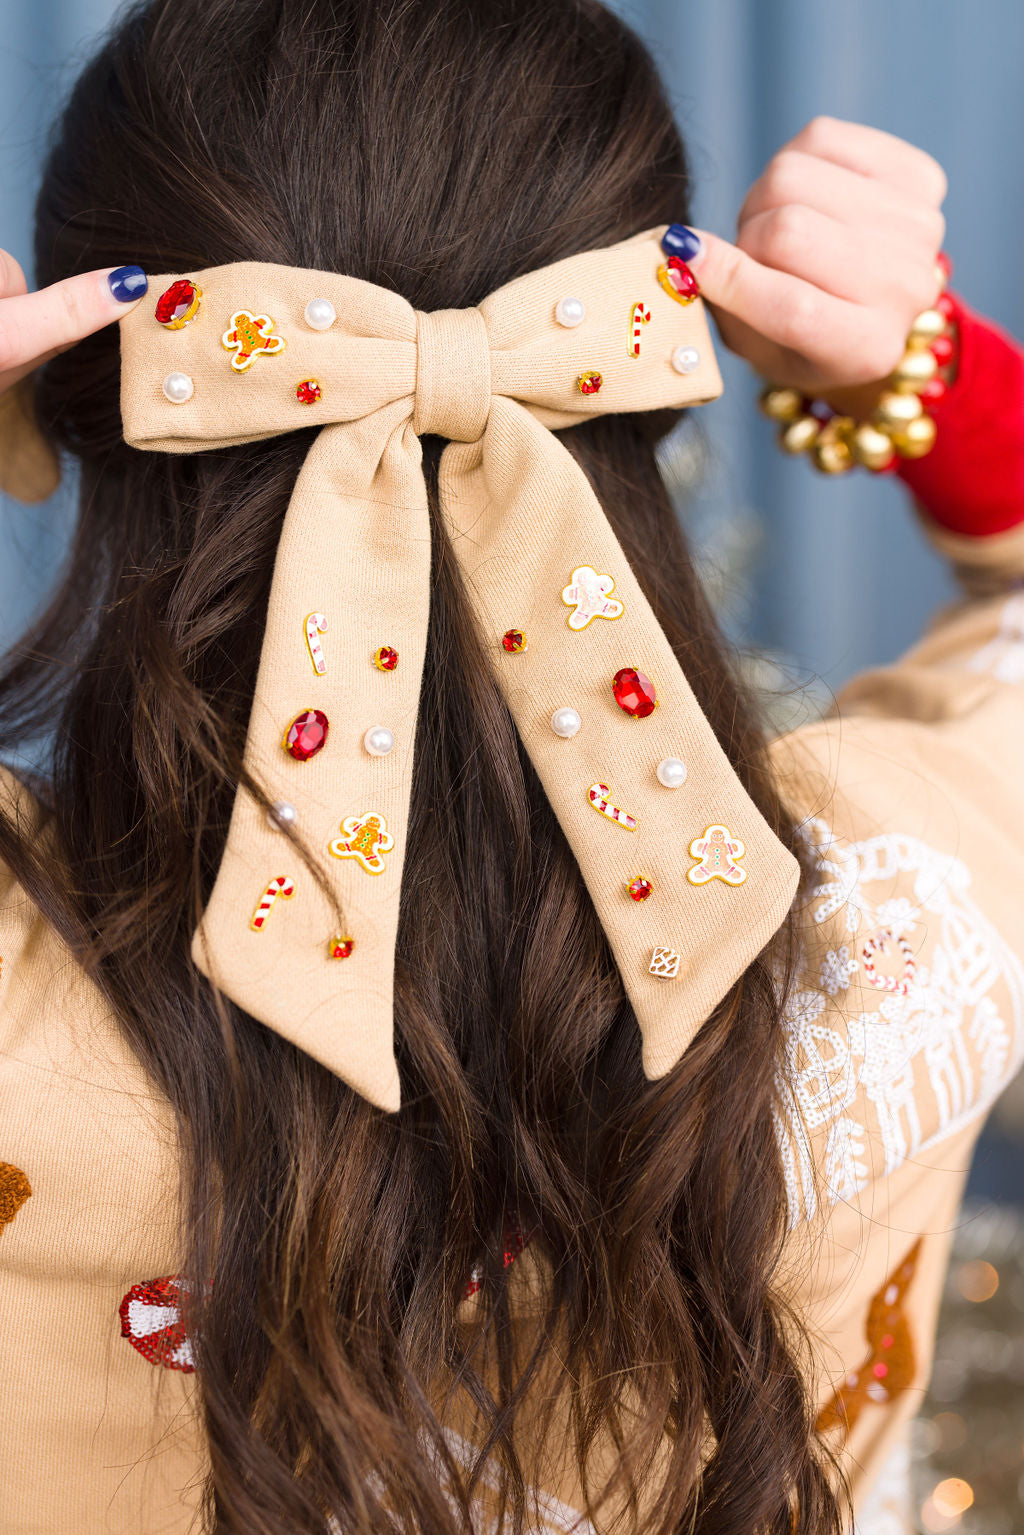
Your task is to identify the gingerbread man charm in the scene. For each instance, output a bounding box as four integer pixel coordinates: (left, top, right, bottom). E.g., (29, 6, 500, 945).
(687, 824, 747, 886)
(561, 565, 624, 630)
(328, 812, 394, 874)
(221, 310, 287, 372)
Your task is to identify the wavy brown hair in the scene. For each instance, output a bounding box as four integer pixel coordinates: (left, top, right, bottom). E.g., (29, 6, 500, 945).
(0, 0, 850, 1530)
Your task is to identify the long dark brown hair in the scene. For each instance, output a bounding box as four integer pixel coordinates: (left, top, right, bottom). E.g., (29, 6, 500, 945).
(0, 0, 849, 1530)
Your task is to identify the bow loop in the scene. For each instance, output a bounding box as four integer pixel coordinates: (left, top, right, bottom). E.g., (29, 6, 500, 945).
(413, 307, 491, 441)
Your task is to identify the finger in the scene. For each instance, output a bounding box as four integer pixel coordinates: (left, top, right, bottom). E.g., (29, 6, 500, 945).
(778, 116, 948, 206)
(738, 149, 945, 249)
(0, 265, 148, 387)
(738, 204, 942, 316)
(0, 248, 28, 301)
(687, 228, 913, 386)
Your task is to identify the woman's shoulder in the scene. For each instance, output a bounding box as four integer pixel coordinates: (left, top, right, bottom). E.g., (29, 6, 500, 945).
(768, 719, 1024, 1228)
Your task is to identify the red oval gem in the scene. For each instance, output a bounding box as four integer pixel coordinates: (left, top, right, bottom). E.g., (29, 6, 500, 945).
(627, 877, 653, 902)
(374, 646, 399, 671)
(155, 279, 200, 327)
(919, 377, 948, 408)
(612, 667, 657, 718)
(329, 935, 354, 959)
(664, 256, 700, 302)
(283, 708, 329, 761)
(502, 629, 526, 653)
(296, 378, 322, 404)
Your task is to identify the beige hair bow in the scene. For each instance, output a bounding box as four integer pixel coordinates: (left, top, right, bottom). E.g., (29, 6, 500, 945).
(5, 226, 800, 1111)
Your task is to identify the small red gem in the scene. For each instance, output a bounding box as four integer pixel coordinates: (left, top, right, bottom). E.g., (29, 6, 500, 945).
(155, 279, 199, 326)
(577, 371, 602, 396)
(919, 376, 948, 407)
(929, 334, 955, 367)
(881, 1334, 894, 1350)
(296, 378, 322, 404)
(284, 708, 329, 761)
(612, 667, 657, 718)
(502, 629, 527, 653)
(664, 256, 701, 301)
(627, 877, 653, 902)
(936, 293, 956, 320)
(374, 646, 399, 671)
(872, 1362, 889, 1379)
(329, 935, 354, 959)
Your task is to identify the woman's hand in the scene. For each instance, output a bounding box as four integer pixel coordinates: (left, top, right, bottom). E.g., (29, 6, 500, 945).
(685, 116, 948, 400)
(0, 250, 147, 398)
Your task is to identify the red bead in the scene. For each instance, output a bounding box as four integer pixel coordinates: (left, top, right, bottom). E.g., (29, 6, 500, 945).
(612, 667, 657, 718)
(869, 454, 900, 476)
(872, 1362, 889, 1379)
(881, 1334, 894, 1350)
(919, 377, 948, 407)
(374, 645, 399, 671)
(155, 279, 200, 327)
(929, 334, 955, 367)
(283, 708, 329, 761)
(936, 293, 956, 320)
(329, 935, 354, 959)
(501, 629, 527, 653)
(627, 876, 653, 902)
(296, 378, 322, 404)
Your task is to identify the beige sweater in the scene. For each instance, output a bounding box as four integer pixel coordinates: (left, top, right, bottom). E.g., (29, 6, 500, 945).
(2, 499, 1023, 1532)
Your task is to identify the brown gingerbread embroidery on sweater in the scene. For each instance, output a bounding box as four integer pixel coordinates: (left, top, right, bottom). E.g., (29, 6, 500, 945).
(0, 1163, 32, 1230)
(816, 1236, 922, 1442)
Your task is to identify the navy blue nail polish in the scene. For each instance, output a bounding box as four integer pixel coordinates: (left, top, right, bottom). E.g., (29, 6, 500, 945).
(107, 265, 148, 303)
(660, 225, 703, 263)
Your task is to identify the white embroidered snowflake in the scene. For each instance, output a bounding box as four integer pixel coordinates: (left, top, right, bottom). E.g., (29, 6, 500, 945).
(819, 944, 858, 995)
(873, 897, 919, 937)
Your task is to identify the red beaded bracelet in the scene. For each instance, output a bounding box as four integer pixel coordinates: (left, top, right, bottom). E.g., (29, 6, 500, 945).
(758, 252, 959, 476)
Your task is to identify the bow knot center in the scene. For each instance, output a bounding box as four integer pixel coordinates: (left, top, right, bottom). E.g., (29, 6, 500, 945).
(413, 307, 491, 442)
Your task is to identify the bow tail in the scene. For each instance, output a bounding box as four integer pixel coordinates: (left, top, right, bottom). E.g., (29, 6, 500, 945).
(191, 405, 431, 1112)
(438, 399, 800, 1082)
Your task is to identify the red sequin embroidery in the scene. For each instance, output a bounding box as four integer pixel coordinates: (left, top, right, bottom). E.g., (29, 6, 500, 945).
(119, 1274, 197, 1373)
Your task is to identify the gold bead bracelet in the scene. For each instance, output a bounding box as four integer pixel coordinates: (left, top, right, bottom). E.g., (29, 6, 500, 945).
(758, 254, 958, 476)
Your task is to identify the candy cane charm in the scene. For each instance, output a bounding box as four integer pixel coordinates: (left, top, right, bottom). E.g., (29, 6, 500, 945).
(250, 876, 295, 931)
(304, 611, 329, 675)
(587, 782, 639, 831)
(629, 301, 651, 358)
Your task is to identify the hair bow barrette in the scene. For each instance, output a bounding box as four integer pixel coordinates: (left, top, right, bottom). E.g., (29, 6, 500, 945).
(15, 225, 798, 1113)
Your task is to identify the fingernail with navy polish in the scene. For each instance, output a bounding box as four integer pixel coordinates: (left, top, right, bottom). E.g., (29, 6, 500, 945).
(661, 224, 704, 265)
(107, 265, 148, 303)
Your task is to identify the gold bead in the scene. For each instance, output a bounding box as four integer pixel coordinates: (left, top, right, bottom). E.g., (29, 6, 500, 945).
(759, 385, 804, 423)
(873, 389, 924, 430)
(890, 348, 939, 393)
(849, 421, 897, 471)
(778, 415, 821, 454)
(890, 412, 937, 459)
(907, 308, 946, 347)
(811, 436, 855, 475)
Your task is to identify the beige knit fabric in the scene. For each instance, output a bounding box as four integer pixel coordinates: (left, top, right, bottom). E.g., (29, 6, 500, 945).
(116, 228, 801, 1114)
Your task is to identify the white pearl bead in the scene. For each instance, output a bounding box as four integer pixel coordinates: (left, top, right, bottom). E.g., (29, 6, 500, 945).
(554, 296, 586, 328)
(363, 725, 395, 757)
(656, 757, 688, 789)
(162, 371, 194, 404)
(550, 707, 582, 738)
(671, 346, 700, 375)
(304, 297, 336, 331)
(267, 799, 298, 829)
